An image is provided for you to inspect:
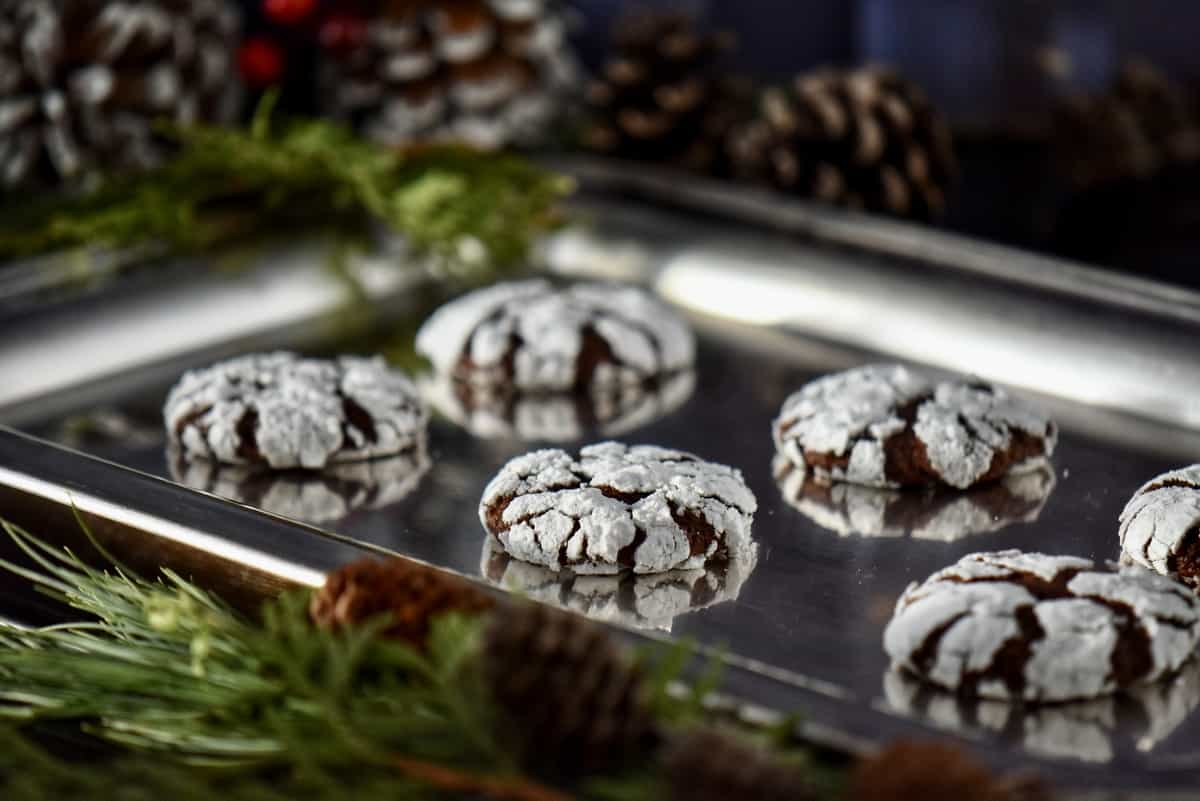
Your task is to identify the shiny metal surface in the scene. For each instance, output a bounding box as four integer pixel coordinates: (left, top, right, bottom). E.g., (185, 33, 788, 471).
(12, 312, 1200, 791)
(6, 172, 1200, 794)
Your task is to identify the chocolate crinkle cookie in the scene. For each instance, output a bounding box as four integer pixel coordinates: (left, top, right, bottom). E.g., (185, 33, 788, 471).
(772, 364, 1056, 490)
(415, 280, 696, 394)
(884, 550, 1200, 702)
(479, 442, 757, 575)
(774, 455, 1055, 541)
(165, 353, 428, 469)
(481, 536, 757, 631)
(1120, 465, 1200, 588)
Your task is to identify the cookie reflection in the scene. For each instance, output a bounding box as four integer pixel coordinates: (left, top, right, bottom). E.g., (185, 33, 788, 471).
(170, 444, 429, 524)
(774, 456, 1055, 541)
(422, 370, 695, 442)
(480, 537, 757, 632)
(883, 663, 1200, 764)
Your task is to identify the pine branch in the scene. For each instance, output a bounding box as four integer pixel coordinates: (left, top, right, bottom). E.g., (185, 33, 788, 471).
(0, 93, 572, 284)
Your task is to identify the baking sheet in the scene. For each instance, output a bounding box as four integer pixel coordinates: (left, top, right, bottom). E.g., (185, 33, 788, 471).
(9, 168, 1200, 794)
(16, 306, 1200, 790)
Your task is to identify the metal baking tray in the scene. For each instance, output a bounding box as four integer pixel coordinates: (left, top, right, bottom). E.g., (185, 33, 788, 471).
(5, 161, 1200, 797)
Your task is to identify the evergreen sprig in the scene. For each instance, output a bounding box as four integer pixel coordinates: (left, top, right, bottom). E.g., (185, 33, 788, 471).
(0, 517, 841, 800)
(0, 94, 572, 281)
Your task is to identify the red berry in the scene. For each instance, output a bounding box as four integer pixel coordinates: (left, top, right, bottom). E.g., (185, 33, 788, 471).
(319, 10, 367, 58)
(263, 0, 317, 25)
(238, 37, 286, 87)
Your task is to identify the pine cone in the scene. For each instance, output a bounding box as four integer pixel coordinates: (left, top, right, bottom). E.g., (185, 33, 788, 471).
(663, 728, 817, 801)
(321, 0, 577, 150)
(482, 601, 656, 779)
(727, 66, 956, 220)
(852, 740, 1054, 801)
(309, 557, 494, 648)
(583, 11, 748, 176)
(1056, 59, 1200, 189)
(0, 0, 241, 190)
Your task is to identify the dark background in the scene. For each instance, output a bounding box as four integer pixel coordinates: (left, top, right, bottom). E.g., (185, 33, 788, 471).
(240, 1, 1200, 287)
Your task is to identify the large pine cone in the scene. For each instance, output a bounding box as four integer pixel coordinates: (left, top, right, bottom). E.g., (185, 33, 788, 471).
(1056, 59, 1200, 189)
(309, 557, 494, 648)
(663, 728, 817, 801)
(852, 740, 1053, 801)
(482, 601, 656, 779)
(321, 0, 577, 149)
(727, 66, 956, 220)
(0, 0, 241, 190)
(583, 11, 748, 176)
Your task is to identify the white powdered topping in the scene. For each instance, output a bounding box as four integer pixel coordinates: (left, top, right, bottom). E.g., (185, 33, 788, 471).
(479, 442, 756, 575)
(415, 280, 695, 392)
(772, 364, 1056, 489)
(775, 455, 1054, 541)
(884, 550, 1200, 702)
(1119, 465, 1200, 585)
(164, 352, 428, 469)
(481, 536, 757, 632)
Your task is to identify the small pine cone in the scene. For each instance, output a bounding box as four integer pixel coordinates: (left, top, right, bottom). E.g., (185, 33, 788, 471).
(852, 740, 1054, 801)
(0, 0, 242, 189)
(583, 11, 749, 176)
(320, 0, 577, 150)
(663, 728, 817, 801)
(727, 65, 956, 220)
(482, 601, 656, 779)
(309, 557, 494, 648)
(1056, 59, 1200, 190)
(1114, 59, 1200, 166)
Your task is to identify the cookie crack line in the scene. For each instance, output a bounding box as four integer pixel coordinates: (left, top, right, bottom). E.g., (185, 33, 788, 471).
(165, 352, 428, 470)
(774, 364, 1055, 490)
(884, 550, 1200, 703)
(416, 280, 696, 396)
(479, 442, 757, 576)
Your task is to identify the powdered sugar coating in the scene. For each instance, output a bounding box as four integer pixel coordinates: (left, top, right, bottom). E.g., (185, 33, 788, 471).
(165, 352, 428, 469)
(772, 364, 1056, 489)
(884, 550, 1200, 702)
(415, 280, 695, 392)
(480, 536, 757, 632)
(479, 442, 756, 575)
(773, 454, 1055, 541)
(1119, 465, 1200, 588)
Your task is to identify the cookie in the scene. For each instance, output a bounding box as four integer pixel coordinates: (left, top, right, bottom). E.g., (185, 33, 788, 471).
(170, 446, 429, 524)
(774, 455, 1055, 541)
(479, 441, 757, 575)
(772, 365, 1056, 490)
(1119, 465, 1200, 588)
(883, 550, 1200, 702)
(165, 352, 428, 469)
(415, 280, 695, 393)
(481, 536, 757, 631)
(884, 659, 1200, 764)
(422, 369, 695, 442)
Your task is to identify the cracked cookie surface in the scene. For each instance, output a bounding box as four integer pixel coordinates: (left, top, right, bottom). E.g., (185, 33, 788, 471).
(415, 280, 695, 393)
(772, 364, 1056, 489)
(165, 352, 428, 469)
(884, 550, 1200, 702)
(479, 441, 757, 575)
(1120, 465, 1200, 589)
